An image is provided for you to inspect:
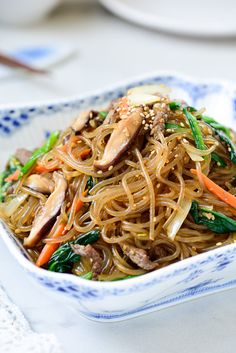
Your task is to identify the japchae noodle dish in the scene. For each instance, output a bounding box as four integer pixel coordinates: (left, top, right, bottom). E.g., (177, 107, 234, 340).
(1, 84, 236, 281)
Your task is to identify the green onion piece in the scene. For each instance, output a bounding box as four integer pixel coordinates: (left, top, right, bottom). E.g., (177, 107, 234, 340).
(211, 152, 226, 167)
(0, 181, 12, 202)
(169, 101, 181, 111)
(191, 201, 236, 233)
(183, 108, 205, 150)
(99, 111, 108, 119)
(201, 115, 231, 138)
(165, 123, 182, 130)
(20, 131, 60, 176)
(188, 106, 197, 113)
(80, 272, 93, 280)
(0, 156, 23, 202)
(214, 130, 236, 164)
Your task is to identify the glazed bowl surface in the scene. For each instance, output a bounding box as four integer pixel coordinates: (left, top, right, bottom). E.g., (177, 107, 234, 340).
(1, 72, 236, 322)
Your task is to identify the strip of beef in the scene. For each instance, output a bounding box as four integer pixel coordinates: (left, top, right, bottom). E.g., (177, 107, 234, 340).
(72, 244, 103, 275)
(94, 108, 143, 171)
(24, 172, 67, 248)
(121, 243, 157, 271)
(15, 148, 31, 165)
(151, 102, 170, 138)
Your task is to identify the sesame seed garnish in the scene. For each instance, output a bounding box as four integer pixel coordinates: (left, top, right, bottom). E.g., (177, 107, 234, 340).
(108, 165, 113, 171)
(97, 170, 103, 174)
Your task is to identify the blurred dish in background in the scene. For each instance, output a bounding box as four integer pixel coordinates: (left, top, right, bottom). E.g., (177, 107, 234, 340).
(100, 0, 236, 37)
(0, 0, 61, 25)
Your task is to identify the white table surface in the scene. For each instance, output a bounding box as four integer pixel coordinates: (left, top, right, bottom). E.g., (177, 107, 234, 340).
(1, 3, 236, 353)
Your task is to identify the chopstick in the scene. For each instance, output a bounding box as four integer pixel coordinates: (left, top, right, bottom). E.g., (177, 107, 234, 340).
(0, 52, 48, 75)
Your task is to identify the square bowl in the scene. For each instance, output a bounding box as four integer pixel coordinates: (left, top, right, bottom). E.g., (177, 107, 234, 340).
(1, 71, 236, 322)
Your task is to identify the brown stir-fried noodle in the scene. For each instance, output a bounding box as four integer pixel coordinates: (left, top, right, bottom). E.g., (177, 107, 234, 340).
(1, 85, 236, 281)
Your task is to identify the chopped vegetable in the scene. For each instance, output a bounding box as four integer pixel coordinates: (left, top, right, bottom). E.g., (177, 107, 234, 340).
(183, 108, 205, 150)
(191, 201, 236, 233)
(201, 115, 231, 138)
(191, 169, 236, 209)
(188, 106, 197, 113)
(5, 169, 21, 182)
(20, 131, 60, 176)
(200, 116, 236, 164)
(86, 176, 96, 192)
(34, 164, 58, 173)
(128, 94, 160, 106)
(36, 223, 66, 267)
(166, 197, 192, 240)
(99, 111, 108, 119)
(215, 130, 236, 164)
(169, 101, 181, 111)
(0, 156, 22, 201)
(79, 148, 91, 160)
(75, 190, 88, 213)
(211, 152, 226, 167)
(2, 193, 28, 217)
(165, 123, 183, 131)
(80, 272, 93, 280)
(48, 230, 100, 273)
(0, 182, 12, 202)
(128, 84, 171, 96)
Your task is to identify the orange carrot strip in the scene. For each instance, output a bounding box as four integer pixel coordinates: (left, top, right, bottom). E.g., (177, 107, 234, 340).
(36, 223, 66, 267)
(79, 148, 91, 160)
(59, 144, 68, 153)
(191, 169, 236, 209)
(75, 190, 88, 213)
(5, 169, 21, 182)
(34, 164, 58, 173)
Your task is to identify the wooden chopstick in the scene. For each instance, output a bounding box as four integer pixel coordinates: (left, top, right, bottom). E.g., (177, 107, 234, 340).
(0, 52, 48, 75)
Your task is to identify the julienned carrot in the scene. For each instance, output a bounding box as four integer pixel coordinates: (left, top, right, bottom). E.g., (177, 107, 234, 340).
(191, 169, 236, 209)
(75, 190, 88, 212)
(5, 169, 20, 182)
(59, 144, 68, 153)
(34, 164, 58, 173)
(79, 148, 91, 160)
(36, 223, 65, 267)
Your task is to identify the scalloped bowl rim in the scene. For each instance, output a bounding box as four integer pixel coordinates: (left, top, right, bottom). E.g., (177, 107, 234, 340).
(0, 70, 236, 111)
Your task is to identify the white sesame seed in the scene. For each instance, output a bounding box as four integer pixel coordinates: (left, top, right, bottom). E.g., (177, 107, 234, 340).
(108, 165, 113, 171)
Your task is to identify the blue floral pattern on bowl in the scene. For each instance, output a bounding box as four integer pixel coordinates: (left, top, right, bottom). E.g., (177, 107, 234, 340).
(1, 72, 236, 322)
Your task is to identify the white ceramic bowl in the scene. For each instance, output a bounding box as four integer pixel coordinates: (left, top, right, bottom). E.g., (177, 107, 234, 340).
(0, 0, 60, 25)
(1, 72, 236, 322)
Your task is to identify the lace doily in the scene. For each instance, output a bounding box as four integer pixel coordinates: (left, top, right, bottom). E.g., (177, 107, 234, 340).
(0, 285, 62, 353)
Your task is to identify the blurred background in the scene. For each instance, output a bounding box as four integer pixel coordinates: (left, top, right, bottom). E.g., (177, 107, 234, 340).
(0, 0, 236, 106)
